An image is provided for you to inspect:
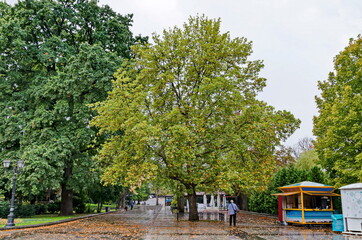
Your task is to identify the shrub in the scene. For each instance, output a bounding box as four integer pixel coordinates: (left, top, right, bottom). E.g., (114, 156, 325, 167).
(248, 190, 277, 214)
(47, 201, 61, 214)
(0, 201, 9, 218)
(73, 197, 86, 214)
(74, 202, 86, 213)
(34, 204, 48, 215)
(85, 204, 95, 214)
(15, 205, 36, 217)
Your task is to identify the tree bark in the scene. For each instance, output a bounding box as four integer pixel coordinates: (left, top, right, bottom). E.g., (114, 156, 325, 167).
(117, 189, 128, 209)
(155, 188, 159, 205)
(187, 189, 199, 221)
(59, 183, 73, 215)
(241, 193, 248, 211)
(236, 192, 248, 211)
(177, 195, 185, 213)
(60, 166, 73, 216)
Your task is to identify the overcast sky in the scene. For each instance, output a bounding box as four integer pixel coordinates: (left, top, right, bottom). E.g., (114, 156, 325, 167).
(5, 0, 362, 146)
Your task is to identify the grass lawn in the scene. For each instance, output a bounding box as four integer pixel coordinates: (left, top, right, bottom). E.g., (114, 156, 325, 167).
(0, 204, 118, 228)
(0, 211, 112, 228)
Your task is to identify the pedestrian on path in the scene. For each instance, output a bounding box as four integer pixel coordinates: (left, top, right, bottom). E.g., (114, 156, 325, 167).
(228, 200, 239, 226)
(129, 200, 134, 210)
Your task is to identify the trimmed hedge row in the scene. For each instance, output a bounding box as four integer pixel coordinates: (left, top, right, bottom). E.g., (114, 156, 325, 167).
(0, 201, 61, 218)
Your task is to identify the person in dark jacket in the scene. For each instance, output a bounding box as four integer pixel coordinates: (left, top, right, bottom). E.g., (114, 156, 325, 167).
(129, 200, 134, 210)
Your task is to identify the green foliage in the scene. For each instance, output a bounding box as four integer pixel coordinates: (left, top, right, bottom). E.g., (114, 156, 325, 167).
(15, 205, 36, 218)
(91, 15, 299, 220)
(248, 190, 278, 214)
(47, 201, 61, 214)
(0, 201, 9, 219)
(0, 203, 36, 218)
(132, 184, 151, 202)
(295, 149, 319, 170)
(313, 35, 362, 186)
(248, 165, 326, 214)
(73, 201, 87, 214)
(73, 193, 88, 214)
(92, 14, 298, 192)
(34, 204, 48, 215)
(0, 0, 142, 214)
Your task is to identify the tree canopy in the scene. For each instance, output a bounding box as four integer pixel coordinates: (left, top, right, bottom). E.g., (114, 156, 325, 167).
(91, 15, 300, 220)
(0, 0, 143, 215)
(313, 36, 362, 186)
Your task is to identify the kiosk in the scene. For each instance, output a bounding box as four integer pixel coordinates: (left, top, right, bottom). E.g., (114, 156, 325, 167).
(272, 181, 340, 225)
(340, 183, 362, 234)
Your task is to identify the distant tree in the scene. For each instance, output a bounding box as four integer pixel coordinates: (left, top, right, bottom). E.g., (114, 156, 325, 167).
(292, 137, 314, 159)
(91, 15, 300, 221)
(313, 36, 362, 185)
(0, 0, 143, 215)
(295, 149, 319, 170)
(274, 146, 296, 166)
(132, 184, 151, 204)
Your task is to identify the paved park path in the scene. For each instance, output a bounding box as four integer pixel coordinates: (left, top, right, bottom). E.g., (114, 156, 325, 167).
(0, 205, 238, 240)
(0, 205, 361, 239)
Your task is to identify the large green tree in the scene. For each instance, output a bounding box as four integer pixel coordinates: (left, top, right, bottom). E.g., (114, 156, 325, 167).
(91, 15, 299, 220)
(0, 0, 142, 215)
(313, 36, 362, 186)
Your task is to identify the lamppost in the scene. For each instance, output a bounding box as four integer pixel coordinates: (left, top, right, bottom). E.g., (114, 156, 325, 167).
(3, 159, 25, 228)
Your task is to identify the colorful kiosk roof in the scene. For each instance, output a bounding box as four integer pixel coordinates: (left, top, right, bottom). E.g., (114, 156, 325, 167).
(277, 181, 337, 195)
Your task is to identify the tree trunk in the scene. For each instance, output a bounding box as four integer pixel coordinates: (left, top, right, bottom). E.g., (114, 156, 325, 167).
(97, 202, 103, 213)
(60, 183, 73, 215)
(237, 193, 248, 211)
(60, 166, 73, 216)
(117, 189, 128, 209)
(155, 188, 159, 205)
(241, 193, 248, 211)
(187, 190, 199, 221)
(177, 195, 185, 213)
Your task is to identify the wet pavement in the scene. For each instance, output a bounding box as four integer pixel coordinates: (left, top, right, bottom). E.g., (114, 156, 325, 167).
(0, 205, 361, 239)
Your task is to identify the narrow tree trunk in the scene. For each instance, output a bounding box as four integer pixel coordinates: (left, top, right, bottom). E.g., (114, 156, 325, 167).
(97, 202, 103, 213)
(60, 183, 73, 215)
(187, 190, 199, 221)
(155, 188, 159, 205)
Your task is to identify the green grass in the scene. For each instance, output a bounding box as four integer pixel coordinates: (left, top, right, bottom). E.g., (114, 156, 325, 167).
(86, 203, 116, 213)
(0, 203, 118, 227)
(0, 214, 90, 227)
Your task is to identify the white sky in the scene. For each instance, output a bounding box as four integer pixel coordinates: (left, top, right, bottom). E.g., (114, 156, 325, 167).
(5, 0, 362, 146)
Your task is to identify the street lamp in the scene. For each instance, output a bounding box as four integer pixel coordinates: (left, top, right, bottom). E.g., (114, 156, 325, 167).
(3, 159, 25, 228)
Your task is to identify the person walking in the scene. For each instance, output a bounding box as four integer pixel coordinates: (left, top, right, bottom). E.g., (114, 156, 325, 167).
(129, 200, 134, 210)
(228, 200, 239, 226)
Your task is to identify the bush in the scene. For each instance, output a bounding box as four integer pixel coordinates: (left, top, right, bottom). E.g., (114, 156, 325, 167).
(15, 205, 36, 217)
(34, 204, 48, 215)
(73, 197, 86, 214)
(248, 190, 277, 214)
(0, 201, 9, 218)
(85, 204, 95, 214)
(74, 202, 86, 213)
(47, 201, 61, 214)
(0, 202, 37, 218)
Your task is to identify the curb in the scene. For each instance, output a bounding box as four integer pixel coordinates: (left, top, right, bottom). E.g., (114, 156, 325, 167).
(0, 210, 121, 231)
